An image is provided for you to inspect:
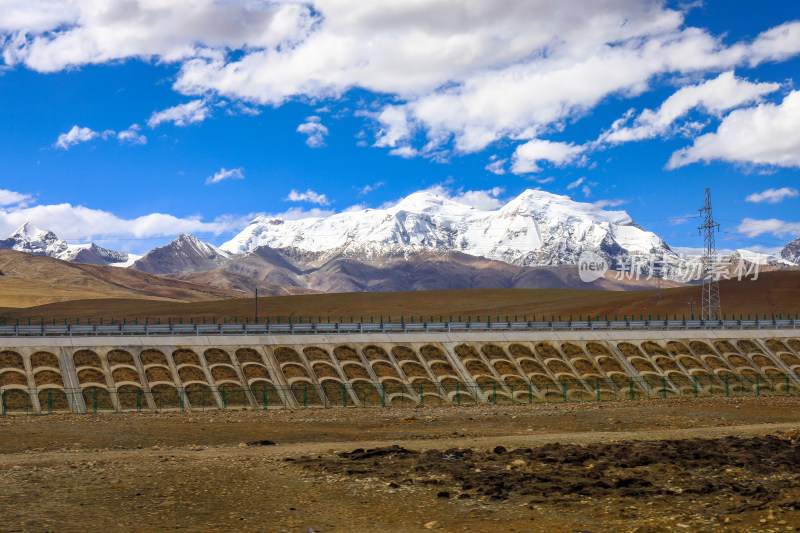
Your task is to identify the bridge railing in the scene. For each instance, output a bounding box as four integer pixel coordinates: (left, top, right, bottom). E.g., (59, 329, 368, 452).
(0, 318, 796, 337)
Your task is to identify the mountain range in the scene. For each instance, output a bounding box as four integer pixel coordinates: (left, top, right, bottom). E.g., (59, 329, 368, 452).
(2, 189, 797, 294)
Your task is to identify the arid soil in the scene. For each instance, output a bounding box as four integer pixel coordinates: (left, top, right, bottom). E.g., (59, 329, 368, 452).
(2, 397, 800, 532)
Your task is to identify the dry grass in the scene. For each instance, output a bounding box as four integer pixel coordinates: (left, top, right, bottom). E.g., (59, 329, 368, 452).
(82, 387, 114, 410)
(642, 341, 668, 357)
(508, 343, 535, 359)
(185, 384, 214, 407)
(400, 362, 428, 378)
(217, 383, 249, 406)
(618, 343, 646, 358)
(73, 350, 102, 368)
(333, 346, 361, 362)
(454, 344, 480, 360)
(535, 342, 560, 359)
(311, 363, 340, 379)
(77, 368, 107, 385)
(204, 349, 232, 366)
(0, 350, 24, 370)
(426, 361, 453, 377)
(341, 364, 370, 380)
(789, 339, 800, 353)
(714, 341, 737, 354)
(571, 359, 597, 375)
(150, 384, 181, 408)
(690, 341, 715, 356)
(420, 344, 447, 362)
(751, 355, 775, 368)
(111, 368, 141, 384)
(561, 343, 585, 358)
(173, 350, 201, 367)
(595, 357, 623, 373)
(107, 350, 135, 367)
(243, 364, 270, 381)
(727, 355, 752, 369)
(145, 366, 173, 384)
(465, 359, 492, 375)
(177, 366, 207, 383)
(236, 348, 263, 364)
(371, 362, 399, 378)
(704, 356, 728, 370)
(274, 347, 302, 365)
(666, 342, 690, 356)
(363, 345, 389, 361)
(140, 350, 168, 367)
(390, 346, 418, 362)
(280, 364, 310, 379)
(766, 339, 791, 353)
(481, 344, 508, 360)
(211, 366, 240, 383)
(519, 358, 547, 375)
(585, 342, 612, 357)
(737, 340, 760, 354)
(629, 358, 656, 373)
(0, 370, 27, 386)
(303, 346, 331, 362)
(493, 361, 518, 376)
(781, 353, 800, 367)
(546, 360, 572, 375)
(37, 389, 69, 410)
(116, 384, 145, 410)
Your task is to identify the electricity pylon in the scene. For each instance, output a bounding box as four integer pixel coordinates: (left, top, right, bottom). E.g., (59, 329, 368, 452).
(698, 188, 721, 318)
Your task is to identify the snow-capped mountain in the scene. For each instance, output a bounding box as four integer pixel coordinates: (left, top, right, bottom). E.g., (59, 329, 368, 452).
(221, 189, 673, 268)
(131, 233, 231, 274)
(781, 237, 800, 264)
(0, 222, 136, 266)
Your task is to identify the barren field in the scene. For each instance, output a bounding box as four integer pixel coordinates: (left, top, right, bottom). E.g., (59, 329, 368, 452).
(2, 397, 800, 532)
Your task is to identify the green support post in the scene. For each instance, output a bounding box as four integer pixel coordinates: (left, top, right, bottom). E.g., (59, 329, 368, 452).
(629, 380, 634, 400)
(662, 378, 667, 399)
(725, 376, 729, 396)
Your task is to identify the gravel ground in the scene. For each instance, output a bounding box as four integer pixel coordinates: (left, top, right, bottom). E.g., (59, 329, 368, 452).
(1, 396, 800, 532)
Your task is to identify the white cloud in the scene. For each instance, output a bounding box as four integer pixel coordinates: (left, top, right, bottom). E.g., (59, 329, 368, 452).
(285, 189, 330, 206)
(148, 100, 209, 128)
(206, 167, 244, 185)
(388, 146, 417, 159)
(0, 203, 253, 244)
(357, 182, 385, 196)
(600, 71, 781, 144)
(668, 91, 800, 169)
(746, 187, 799, 204)
(5, 2, 800, 164)
(54, 125, 99, 149)
(274, 206, 336, 220)
(485, 159, 506, 175)
(511, 140, 584, 174)
(534, 177, 555, 184)
(424, 185, 505, 211)
(296, 116, 328, 148)
(593, 199, 627, 209)
(566, 177, 585, 190)
(736, 217, 800, 238)
(0, 189, 33, 207)
(117, 124, 147, 145)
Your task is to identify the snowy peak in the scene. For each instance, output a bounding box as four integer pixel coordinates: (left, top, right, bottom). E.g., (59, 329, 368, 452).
(130, 234, 230, 275)
(781, 237, 800, 264)
(220, 188, 672, 267)
(0, 223, 133, 266)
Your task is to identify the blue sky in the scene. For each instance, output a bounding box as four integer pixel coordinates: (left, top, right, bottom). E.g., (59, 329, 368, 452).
(0, 0, 799, 255)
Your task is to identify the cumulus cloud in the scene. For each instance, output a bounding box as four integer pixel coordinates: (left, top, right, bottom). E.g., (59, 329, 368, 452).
(736, 217, 800, 238)
(746, 187, 799, 204)
(148, 100, 210, 128)
(285, 189, 330, 206)
(485, 158, 507, 175)
(54, 125, 99, 149)
(668, 91, 800, 169)
(600, 71, 781, 144)
(5, 1, 800, 165)
(0, 189, 33, 207)
(357, 182, 385, 196)
(206, 167, 244, 185)
(593, 199, 627, 209)
(0, 201, 254, 243)
(296, 116, 328, 147)
(424, 185, 506, 211)
(117, 124, 147, 145)
(511, 140, 584, 174)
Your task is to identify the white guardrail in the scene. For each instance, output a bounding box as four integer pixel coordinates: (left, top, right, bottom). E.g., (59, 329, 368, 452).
(0, 318, 796, 336)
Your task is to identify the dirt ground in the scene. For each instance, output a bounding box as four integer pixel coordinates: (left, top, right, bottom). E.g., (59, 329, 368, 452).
(2, 397, 800, 532)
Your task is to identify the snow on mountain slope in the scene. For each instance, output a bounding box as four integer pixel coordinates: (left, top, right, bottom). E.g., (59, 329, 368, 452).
(221, 189, 672, 267)
(130, 234, 231, 275)
(0, 222, 133, 266)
